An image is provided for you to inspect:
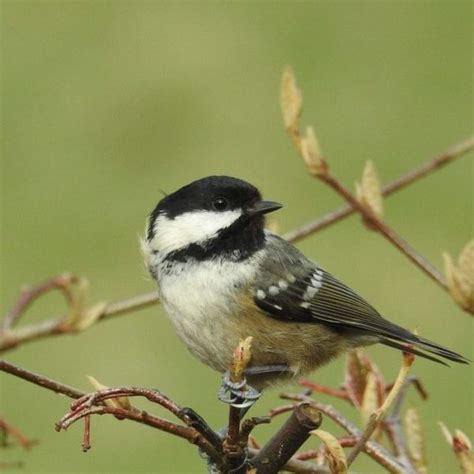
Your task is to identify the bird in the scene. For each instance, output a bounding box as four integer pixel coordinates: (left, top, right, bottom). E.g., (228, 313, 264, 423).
(142, 176, 468, 403)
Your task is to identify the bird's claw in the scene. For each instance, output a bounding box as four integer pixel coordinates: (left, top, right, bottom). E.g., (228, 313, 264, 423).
(218, 371, 261, 409)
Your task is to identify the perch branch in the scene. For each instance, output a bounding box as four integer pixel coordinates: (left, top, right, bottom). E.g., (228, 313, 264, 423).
(275, 395, 407, 474)
(249, 403, 322, 473)
(0, 360, 222, 463)
(1, 359, 333, 473)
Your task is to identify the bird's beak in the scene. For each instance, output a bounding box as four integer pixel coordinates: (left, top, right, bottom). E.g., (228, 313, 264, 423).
(247, 200, 283, 216)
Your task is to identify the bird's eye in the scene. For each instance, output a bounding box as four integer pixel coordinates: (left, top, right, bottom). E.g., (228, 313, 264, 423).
(211, 197, 229, 211)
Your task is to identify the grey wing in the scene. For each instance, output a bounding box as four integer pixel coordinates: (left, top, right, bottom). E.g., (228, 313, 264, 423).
(254, 234, 468, 365)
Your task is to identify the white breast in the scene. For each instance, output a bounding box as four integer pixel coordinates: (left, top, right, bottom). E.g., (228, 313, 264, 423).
(153, 256, 259, 371)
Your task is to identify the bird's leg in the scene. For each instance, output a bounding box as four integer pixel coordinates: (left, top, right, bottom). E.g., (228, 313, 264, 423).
(243, 364, 290, 377)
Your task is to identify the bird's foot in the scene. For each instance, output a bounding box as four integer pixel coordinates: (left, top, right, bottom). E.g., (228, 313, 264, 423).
(218, 371, 261, 409)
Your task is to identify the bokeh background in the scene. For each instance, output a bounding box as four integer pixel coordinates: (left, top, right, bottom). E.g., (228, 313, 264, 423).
(1, 2, 472, 473)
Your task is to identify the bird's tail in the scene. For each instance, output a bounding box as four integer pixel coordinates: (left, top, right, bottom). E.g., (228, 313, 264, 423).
(380, 332, 469, 366)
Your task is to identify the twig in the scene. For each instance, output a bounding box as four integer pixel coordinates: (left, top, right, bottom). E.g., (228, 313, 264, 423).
(0, 417, 36, 449)
(0, 273, 78, 331)
(1, 359, 335, 473)
(282, 135, 474, 243)
(298, 379, 350, 402)
(0, 360, 222, 464)
(247, 448, 330, 474)
(0, 290, 158, 353)
(249, 403, 322, 473)
(317, 172, 447, 289)
(383, 376, 428, 466)
(296, 436, 356, 461)
(275, 395, 406, 474)
(222, 337, 253, 472)
(238, 416, 271, 448)
(345, 352, 415, 468)
(0, 359, 85, 399)
(281, 68, 453, 290)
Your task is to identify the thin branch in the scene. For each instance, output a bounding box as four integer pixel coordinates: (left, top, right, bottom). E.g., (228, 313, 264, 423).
(298, 379, 350, 402)
(296, 436, 357, 461)
(383, 376, 428, 466)
(345, 352, 415, 469)
(0, 417, 36, 449)
(0, 359, 85, 400)
(282, 135, 474, 243)
(317, 171, 447, 289)
(275, 395, 406, 474)
(1, 359, 333, 473)
(0, 290, 158, 353)
(221, 337, 253, 472)
(280, 67, 474, 304)
(248, 448, 331, 474)
(0, 274, 78, 331)
(0, 360, 222, 464)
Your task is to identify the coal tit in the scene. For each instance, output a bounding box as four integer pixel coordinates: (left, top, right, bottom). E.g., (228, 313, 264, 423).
(142, 176, 467, 391)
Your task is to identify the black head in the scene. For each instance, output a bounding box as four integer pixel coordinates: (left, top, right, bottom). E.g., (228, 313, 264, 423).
(146, 176, 282, 261)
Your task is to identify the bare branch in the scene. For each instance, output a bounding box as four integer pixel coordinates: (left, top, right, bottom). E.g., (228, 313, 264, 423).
(316, 172, 447, 289)
(280, 68, 463, 293)
(0, 289, 158, 353)
(0, 359, 85, 400)
(345, 352, 415, 468)
(283, 135, 474, 243)
(276, 395, 407, 474)
(0, 417, 36, 449)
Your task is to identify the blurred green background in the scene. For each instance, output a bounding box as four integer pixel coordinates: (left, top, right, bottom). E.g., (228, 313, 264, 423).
(1, 1, 472, 473)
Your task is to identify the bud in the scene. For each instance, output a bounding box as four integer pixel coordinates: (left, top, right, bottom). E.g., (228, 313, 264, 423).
(439, 422, 474, 473)
(355, 161, 384, 221)
(301, 126, 327, 176)
(86, 376, 131, 410)
(443, 239, 474, 313)
(280, 66, 302, 133)
(311, 429, 348, 474)
(345, 349, 384, 409)
(404, 407, 427, 474)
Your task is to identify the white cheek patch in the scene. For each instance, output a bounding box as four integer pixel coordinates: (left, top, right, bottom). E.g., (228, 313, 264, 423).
(149, 210, 242, 254)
